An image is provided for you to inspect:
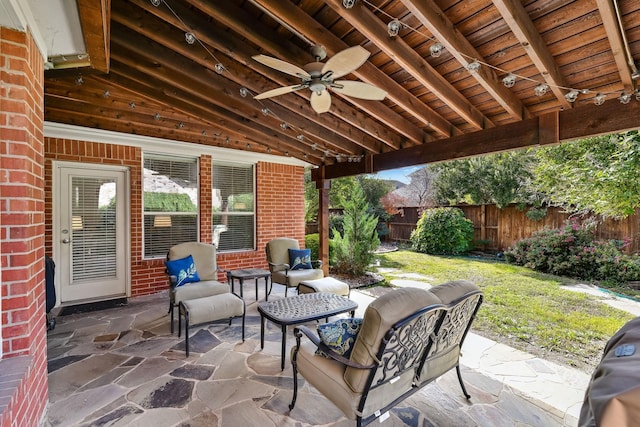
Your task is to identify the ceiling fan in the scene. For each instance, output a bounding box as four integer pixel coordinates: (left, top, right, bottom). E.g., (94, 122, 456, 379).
(252, 45, 387, 114)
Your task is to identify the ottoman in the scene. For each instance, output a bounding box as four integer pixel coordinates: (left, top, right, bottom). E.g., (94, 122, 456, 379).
(298, 277, 350, 297)
(179, 292, 245, 356)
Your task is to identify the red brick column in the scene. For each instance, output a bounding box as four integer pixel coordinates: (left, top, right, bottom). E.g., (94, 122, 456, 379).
(0, 26, 49, 426)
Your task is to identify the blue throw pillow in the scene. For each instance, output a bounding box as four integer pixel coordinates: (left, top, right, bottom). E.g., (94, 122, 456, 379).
(165, 254, 200, 287)
(288, 248, 312, 270)
(315, 318, 363, 359)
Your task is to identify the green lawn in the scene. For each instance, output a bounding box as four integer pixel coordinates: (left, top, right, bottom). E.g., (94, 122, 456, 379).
(376, 250, 635, 371)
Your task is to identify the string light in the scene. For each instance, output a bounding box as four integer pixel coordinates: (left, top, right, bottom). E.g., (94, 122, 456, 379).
(387, 19, 401, 37)
(355, 0, 632, 106)
(239, 87, 249, 97)
(214, 63, 225, 74)
(103, 90, 110, 98)
(534, 83, 549, 97)
(150, 0, 161, 6)
(429, 42, 444, 58)
(185, 32, 196, 45)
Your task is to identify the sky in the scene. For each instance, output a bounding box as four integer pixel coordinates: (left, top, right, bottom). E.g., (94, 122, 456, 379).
(373, 165, 425, 183)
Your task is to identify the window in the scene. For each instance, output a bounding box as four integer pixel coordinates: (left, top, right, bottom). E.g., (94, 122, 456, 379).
(143, 155, 198, 258)
(212, 162, 255, 252)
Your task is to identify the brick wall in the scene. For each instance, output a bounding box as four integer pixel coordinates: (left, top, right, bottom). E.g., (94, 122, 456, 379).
(0, 26, 49, 427)
(43, 140, 306, 296)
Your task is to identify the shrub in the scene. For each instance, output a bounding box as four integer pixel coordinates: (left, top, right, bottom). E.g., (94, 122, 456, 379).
(504, 220, 640, 284)
(331, 184, 380, 276)
(305, 234, 319, 261)
(410, 207, 474, 255)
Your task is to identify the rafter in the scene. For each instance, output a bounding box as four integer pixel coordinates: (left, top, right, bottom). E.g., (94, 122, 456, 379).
(76, 0, 111, 73)
(401, 0, 530, 120)
(594, 0, 635, 92)
(249, 0, 459, 138)
(492, 0, 572, 110)
(182, 0, 432, 145)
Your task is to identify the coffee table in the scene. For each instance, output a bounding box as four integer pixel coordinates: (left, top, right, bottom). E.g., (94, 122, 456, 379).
(258, 292, 358, 370)
(226, 268, 271, 301)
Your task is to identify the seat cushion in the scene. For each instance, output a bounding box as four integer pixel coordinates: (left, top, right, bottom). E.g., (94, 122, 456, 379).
(344, 287, 441, 392)
(173, 280, 229, 305)
(298, 277, 349, 296)
(271, 268, 324, 288)
(182, 293, 244, 325)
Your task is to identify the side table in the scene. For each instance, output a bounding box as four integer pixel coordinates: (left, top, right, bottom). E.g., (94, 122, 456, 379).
(226, 268, 272, 301)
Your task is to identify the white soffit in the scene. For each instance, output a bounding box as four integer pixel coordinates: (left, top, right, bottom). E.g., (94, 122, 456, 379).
(28, 0, 85, 57)
(44, 122, 310, 167)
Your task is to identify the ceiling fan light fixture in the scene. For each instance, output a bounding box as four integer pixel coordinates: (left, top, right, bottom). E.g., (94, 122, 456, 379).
(502, 73, 516, 88)
(388, 20, 402, 37)
(430, 42, 444, 58)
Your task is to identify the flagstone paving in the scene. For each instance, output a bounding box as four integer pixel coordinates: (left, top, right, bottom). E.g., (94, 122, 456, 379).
(44, 285, 583, 426)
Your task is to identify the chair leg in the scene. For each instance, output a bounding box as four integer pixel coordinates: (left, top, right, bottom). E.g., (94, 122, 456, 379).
(289, 348, 299, 410)
(456, 364, 471, 399)
(185, 311, 190, 357)
(170, 304, 175, 334)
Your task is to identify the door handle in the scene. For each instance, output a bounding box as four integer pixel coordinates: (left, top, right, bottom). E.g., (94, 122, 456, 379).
(62, 238, 71, 244)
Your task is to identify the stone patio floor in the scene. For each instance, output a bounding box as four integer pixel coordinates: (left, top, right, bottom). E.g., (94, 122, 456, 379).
(44, 283, 590, 427)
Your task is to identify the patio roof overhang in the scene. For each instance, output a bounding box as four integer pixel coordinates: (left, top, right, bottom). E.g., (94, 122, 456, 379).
(38, 0, 640, 180)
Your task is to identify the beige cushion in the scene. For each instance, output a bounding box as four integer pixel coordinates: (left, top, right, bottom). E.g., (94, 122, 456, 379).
(299, 277, 349, 296)
(344, 287, 441, 392)
(430, 279, 480, 305)
(173, 280, 229, 305)
(168, 242, 218, 280)
(266, 238, 299, 272)
(272, 268, 324, 288)
(182, 293, 244, 325)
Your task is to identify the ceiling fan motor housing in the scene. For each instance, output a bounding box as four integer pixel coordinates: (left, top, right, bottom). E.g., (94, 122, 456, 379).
(303, 62, 330, 93)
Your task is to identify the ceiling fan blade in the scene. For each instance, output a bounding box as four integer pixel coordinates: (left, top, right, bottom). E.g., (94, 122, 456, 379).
(310, 90, 331, 113)
(254, 84, 305, 100)
(332, 80, 388, 100)
(252, 54, 311, 79)
(322, 46, 370, 79)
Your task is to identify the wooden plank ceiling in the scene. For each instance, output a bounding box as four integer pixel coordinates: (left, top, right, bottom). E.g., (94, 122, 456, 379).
(44, 0, 640, 179)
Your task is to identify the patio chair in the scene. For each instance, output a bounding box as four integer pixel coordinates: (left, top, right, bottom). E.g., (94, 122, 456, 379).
(289, 281, 483, 426)
(166, 242, 229, 333)
(265, 237, 324, 296)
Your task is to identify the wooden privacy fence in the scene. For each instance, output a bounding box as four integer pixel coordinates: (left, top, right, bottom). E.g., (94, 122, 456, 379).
(387, 205, 640, 253)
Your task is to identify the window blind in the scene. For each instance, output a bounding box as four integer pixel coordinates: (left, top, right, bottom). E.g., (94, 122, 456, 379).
(143, 155, 198, 258)
(212, 162, 255, 251)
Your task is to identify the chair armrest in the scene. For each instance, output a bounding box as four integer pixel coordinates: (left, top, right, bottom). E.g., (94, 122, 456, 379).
(311, 260, 323, 268)
(268, 261, 291, 272)
(293, 326, 376, 369)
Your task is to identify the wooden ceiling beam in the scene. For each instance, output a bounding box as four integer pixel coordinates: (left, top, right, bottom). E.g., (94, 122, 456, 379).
(313, 98, 640, 180)
(401, 0, 530, 120)
(594, 0, 635, 92)
(106, 59, 323, 163)
(113, 2, 386, 156)
(76, 0, 111, 73)
(179, 0, 431, 146)
(492, 0, 572, 110)
(322, 0, 491, 131)
(109, 31, 350, 161)
(248, 0, 459, 138)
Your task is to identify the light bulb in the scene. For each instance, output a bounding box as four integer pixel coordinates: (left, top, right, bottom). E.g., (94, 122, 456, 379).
(502, 73, 516, 88)
(593, 93, 606, 105)
(430, 43, 444, 58)
(239, 87, 249, 98)
(214, 63, 225, 74)
(619, 92, 631, 104)
(185, 32, 196, 45)
(387, 20, 401, 37)
(342, 0, 356, 8)
(534, 83, 549, 97)
(466, 61, 481, 72)
(565, 90, 579, 103)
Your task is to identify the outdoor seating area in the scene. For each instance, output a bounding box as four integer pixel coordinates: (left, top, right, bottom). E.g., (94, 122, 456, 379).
(44, 283, 587, 426)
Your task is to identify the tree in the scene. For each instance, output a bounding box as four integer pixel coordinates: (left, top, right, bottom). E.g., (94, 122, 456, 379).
(331, 182, 380, 276)
(403, 166, 439, 208)
(534, 131, 640, 218)
(304, 168, 318, 223)
(432, 149, 537, 208)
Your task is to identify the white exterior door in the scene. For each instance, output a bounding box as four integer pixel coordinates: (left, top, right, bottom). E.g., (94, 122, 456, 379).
(54, 163, 130, 304)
